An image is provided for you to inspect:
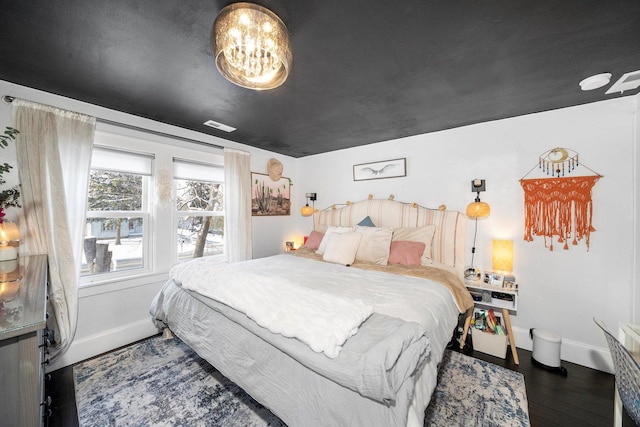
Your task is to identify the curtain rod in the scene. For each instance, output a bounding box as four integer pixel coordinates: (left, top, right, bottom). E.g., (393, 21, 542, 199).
(2, 95, 225, 151)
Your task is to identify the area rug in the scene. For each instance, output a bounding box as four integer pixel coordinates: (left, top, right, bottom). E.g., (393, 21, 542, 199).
(74, 336, 529, 427)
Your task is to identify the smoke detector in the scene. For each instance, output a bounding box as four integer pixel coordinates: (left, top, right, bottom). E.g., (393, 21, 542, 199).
(605, 70, 640, 94)
(579, 73, 611, 91)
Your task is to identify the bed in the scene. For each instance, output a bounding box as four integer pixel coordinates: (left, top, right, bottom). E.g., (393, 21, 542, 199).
(150, 198, 474, 427)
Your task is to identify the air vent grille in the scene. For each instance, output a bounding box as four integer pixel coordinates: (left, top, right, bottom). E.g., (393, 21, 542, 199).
(203, 120, 236, 133)
(605, 70, 640, 94)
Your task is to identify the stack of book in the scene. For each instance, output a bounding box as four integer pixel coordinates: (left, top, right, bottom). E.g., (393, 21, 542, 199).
(472, 309, 506, 336)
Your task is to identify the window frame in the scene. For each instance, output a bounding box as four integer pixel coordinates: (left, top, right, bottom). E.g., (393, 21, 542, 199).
(81, 152, 153, 284)
(173, 158, 226, 263)
(79, 128, 224, 289)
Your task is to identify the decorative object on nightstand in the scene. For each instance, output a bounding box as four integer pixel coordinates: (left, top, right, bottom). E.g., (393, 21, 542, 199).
(0, 221, 20, 261)
(301, 192, 317, 217)
(464, 179, 490, 282)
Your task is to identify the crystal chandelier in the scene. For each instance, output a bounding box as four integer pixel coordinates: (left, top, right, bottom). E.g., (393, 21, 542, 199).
(212, 3, 292, 90)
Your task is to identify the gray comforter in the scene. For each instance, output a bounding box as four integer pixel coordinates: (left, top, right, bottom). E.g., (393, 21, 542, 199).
(152, 279, 430, 405)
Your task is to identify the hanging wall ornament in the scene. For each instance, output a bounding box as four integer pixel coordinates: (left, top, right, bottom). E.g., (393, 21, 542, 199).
(537, 147, 581, 177)
(521, 148, 602, 251)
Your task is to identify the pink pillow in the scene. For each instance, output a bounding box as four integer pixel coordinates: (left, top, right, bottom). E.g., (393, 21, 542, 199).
(304, 231, 324, 250)
(388, 241, 426, 266)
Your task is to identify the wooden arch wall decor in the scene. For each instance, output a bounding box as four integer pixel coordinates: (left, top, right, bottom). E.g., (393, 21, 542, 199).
(520, 148, 602, 251)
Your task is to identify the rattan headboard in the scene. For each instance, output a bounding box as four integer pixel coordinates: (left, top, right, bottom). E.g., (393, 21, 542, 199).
(314, 198, 468, 278)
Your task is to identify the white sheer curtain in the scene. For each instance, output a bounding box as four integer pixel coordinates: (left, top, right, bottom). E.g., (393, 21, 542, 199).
(223, 148, 252, 262)
(13, 99, 95, 360)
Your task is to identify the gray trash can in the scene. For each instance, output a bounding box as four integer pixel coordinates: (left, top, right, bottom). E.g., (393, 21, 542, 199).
(530, 328, 567, 376)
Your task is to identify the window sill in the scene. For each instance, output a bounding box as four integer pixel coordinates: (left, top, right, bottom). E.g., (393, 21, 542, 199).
(79, 270, 170, 298)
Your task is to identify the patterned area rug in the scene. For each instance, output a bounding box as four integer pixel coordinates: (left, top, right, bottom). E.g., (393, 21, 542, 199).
(74, 336, 529, 426)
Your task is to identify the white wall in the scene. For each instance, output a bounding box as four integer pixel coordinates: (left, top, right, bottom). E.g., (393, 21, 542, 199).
(0, 80, 299, 370)
(295, 96, 639, 372)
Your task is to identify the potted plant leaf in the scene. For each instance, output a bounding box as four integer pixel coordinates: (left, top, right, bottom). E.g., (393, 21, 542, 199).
(0, 127, 21, 222)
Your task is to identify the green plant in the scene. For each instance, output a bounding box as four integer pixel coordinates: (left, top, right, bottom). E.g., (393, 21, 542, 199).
(254, 179, 272, 213)
(0, 127, 21, 219)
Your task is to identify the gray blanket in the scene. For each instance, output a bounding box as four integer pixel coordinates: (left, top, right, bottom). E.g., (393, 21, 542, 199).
(151, 279, 430, 405)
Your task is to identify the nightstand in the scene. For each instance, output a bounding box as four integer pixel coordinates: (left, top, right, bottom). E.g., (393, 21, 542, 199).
(459, 280, 519, 364)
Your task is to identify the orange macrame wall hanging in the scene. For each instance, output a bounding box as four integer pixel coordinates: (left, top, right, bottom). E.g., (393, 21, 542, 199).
(520, 148, 602, 251)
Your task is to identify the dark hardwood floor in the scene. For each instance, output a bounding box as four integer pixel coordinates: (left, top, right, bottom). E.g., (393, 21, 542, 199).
(46, 341, 634, 426)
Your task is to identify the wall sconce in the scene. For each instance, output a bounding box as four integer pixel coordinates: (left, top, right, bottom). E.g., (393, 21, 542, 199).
(464, 179, 490, 281)
(0, 221, 20, 261)
(301, 193, 316, 217)
(466, 179, 490, 219)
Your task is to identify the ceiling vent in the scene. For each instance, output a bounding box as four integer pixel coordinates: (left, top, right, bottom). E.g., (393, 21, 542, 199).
(605, 71, 640, 94)
(203, 120, 236, 133)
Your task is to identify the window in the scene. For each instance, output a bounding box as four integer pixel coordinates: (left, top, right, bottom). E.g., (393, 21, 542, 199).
(80, 129, 225, 286)
(82, 147, 152, 277)
(174, 159, 225, 261)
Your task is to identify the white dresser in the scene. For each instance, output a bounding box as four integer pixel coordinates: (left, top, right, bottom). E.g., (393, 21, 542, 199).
(0, 255, 50, 427)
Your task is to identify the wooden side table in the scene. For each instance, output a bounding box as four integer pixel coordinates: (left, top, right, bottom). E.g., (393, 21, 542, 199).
(459, 281, 519, 364)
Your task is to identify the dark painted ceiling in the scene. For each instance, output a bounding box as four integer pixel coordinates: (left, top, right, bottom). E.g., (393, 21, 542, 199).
(1, 1, 639, 158)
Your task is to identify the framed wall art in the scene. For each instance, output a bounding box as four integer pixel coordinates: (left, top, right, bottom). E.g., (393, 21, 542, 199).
(353, 158, 406, 181)
(251, 172, 290, 216)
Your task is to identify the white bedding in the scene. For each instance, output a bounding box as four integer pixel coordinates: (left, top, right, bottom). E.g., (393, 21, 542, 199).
(157, 253, 461, 425)
(170, 253, 458, 345)
(169, 258, 373, 358)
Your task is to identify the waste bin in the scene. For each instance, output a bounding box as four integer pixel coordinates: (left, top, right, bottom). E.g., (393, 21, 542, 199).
(530, 328, 567, 376)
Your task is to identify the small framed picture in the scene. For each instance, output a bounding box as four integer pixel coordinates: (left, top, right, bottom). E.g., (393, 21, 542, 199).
(483, 271, 504, 287)
(353, 158, 406, 181)
(503, 280, 517, 290)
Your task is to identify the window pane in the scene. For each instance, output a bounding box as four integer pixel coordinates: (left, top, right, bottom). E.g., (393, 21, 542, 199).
(81, 217, 144, 275)
(177, 215, 224, 261)
(88, 170, 143, 211)
(175, 180, 224, 212)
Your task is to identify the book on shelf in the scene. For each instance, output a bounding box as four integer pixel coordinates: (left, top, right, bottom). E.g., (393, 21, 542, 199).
(473, 309, 506, 336)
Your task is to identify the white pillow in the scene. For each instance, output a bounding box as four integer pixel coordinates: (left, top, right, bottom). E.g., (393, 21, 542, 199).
(322, 232, 362, 266)
(354, 226, 393, 265)
(392, 225, 436, 265)
(316, 226, 354, 255)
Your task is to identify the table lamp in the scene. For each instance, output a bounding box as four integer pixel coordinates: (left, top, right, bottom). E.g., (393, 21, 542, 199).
(0, 221, 20, 261)
(492, 239, 516, 287)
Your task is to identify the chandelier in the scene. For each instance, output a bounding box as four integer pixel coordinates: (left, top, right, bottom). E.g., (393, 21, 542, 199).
(212, 3, 292, 90)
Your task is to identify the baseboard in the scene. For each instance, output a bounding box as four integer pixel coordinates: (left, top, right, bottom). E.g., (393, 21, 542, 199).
(50, 320, 614, 374)
(47, 319, 160, 372)
(511, 326, 613, 373)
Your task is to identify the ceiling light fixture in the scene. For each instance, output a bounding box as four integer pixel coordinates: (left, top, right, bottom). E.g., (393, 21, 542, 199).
(212, 2, 292, 91)
(578, 73, 611, 91)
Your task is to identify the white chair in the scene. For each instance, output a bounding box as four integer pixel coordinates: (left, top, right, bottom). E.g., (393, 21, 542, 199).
(594, 318, 640, 425)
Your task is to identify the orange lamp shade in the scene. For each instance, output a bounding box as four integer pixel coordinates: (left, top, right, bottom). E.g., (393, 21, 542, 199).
(492, 239, 514, 272)
(466, 201, 490, 219)
(301, 204, 314, 217)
